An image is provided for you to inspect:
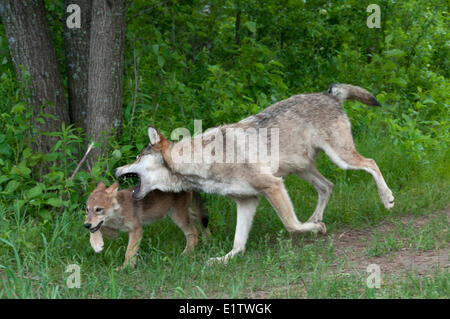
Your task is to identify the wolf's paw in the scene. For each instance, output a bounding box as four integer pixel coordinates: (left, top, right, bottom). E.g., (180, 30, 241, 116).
(315, 222, 327, 234)
(206, 256, 230, 266)
(206, 249, 243, 266)
(207, 257, 225, 266)
(298, 221, 327, 234)
(381, 189, 395, 210)
(307, 222, 326, 235)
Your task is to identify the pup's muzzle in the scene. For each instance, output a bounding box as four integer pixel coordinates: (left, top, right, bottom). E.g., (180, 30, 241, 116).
(84, 221, 104, 233)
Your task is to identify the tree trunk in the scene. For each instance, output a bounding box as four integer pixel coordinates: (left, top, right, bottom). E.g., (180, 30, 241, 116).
(0, 0, 70, 154)
(87, 0, 126, 161)
(64, 0, 92, 132)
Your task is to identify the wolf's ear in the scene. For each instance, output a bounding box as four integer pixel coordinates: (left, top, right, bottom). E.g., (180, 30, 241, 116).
(106, 181, 119, 196)
(148, 126, 161, 145)
(96, 182, 106, 191)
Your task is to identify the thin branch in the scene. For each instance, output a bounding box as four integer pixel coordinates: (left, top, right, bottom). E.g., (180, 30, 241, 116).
(70, 142, 95, 180)
(130, 45, 139, 128)
(126, 1, 167, 23)
(58, 142, 94, 215)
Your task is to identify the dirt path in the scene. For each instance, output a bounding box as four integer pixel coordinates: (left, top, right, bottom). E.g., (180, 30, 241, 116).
(330, 209, 449, 276)
(249, 210, 449, 298)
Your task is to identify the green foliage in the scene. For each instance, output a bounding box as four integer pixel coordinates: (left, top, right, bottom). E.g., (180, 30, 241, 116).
(118, 0, 449, 161)
(0, 73, 125, 222)
(0, 0, 449, 298)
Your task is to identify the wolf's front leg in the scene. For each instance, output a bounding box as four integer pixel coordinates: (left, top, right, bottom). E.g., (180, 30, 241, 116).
(207, 196, 259, 265)
(122, 227, 143, 269)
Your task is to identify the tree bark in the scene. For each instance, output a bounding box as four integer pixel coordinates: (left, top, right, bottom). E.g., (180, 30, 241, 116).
(0, 0, 70, 154)
(64, 0, 92, 132)
(87, 0, 126, 161)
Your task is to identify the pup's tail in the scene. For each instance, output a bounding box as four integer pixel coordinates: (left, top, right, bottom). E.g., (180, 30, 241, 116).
(190, 191, 209, 229)
(327, 83, 381, 106)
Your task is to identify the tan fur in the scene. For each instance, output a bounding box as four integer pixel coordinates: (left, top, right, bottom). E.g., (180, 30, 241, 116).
(327, 83, 381, 106)
(84, 182, 207, 268)
(115, 84, 394, 264)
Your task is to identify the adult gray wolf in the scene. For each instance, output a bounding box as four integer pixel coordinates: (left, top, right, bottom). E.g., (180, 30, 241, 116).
(114, 84, 394, 264)
(84, 181, 208, 268)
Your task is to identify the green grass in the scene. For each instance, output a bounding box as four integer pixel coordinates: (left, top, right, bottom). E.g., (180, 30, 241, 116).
(0, 132, 449, 298)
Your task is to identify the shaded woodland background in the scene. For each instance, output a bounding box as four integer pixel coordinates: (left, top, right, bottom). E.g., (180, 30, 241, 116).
(0, 0, 448, 299)
(0, 0, 448, 219)
(0, 0, 447, 223)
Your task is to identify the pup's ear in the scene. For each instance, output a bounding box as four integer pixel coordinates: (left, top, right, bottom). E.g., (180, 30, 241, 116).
(148, 126, 161, 145)
(96, 182, 106, 191)
(106, 181, 119, 196)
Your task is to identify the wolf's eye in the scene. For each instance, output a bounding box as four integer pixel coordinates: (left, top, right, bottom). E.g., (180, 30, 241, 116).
(96, 207, 103, 213)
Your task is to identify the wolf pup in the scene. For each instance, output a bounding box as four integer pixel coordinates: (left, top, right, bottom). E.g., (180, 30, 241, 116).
(115, 84, 394, 264)
(84, 181, 208, 268)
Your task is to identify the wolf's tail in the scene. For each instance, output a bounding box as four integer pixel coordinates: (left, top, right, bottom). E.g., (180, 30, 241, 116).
(190, 192, 209, 229)
(327, 83, 381, 106)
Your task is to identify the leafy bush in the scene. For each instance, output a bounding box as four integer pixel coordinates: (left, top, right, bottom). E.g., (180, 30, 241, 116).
(0, 0, 448, 223)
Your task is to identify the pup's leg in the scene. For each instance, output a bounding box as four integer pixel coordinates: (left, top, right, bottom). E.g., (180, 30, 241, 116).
(122, 227, 142, 269)
(257, 176, 326, 234)
(296, 166, 333, 223)
(190, 192, 211, 238)
(170, 204, 198, 255)
(207, 196, 259, 265)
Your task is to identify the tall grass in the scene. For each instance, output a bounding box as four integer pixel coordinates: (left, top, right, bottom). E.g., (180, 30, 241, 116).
(1, 125, 448, 298)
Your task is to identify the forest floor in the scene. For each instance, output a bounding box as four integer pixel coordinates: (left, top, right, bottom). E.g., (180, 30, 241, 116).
(1, 207, 448, 298)
(248, 208, 449, 298)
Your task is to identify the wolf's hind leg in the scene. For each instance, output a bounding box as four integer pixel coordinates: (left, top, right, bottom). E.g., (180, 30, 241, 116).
(320, 119, 394, 210)
(258, 177, 326, 234)
(296, 166, 333, 223)
(323, 143, 394, 210)
(207, 196, 259, 265)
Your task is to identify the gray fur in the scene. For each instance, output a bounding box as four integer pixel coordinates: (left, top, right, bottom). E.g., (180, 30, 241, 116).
(115, 84, 393, 264)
